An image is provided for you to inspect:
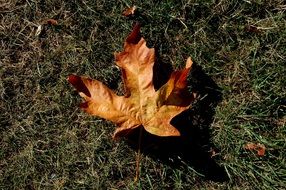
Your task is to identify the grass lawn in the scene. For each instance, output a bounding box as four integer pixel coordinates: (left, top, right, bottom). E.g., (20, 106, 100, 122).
(1, 0, 285, 189)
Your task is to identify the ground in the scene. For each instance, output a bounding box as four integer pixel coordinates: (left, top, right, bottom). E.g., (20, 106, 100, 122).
(0, 0, 285, 189)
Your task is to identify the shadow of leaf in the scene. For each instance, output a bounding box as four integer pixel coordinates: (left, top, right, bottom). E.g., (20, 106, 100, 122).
(125, 62, 229, 182)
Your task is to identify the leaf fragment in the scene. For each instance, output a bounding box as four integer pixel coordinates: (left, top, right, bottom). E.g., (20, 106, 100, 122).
(46, 19, 58, 26)
(122, 6, 137, 17)
(244, 142, 266, 157)
(245, 25, 261, 33)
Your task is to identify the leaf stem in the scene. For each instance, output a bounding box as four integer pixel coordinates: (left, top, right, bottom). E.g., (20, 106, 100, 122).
(135, 126, 143, 182)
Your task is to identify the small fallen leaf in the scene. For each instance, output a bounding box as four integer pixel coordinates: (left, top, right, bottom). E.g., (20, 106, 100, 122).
(69, 24, 196, 139)
(245, 25, 261, 33)
(256, 143, 266, 156)
(244, 142, 266, 157)
(122, 6, 137, 17)
(46, 19, 58, 26)
(244, 142, 256, 150)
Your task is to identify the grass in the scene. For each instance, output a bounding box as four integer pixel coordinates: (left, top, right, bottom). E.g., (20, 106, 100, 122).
(1, 0, 285, 189)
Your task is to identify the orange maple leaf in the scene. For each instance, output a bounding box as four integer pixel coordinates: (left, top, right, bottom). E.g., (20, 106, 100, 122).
(69, 24, 196, 139)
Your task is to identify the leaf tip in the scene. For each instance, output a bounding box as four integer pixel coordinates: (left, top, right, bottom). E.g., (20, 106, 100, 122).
(126, 22, 141, 44)
(68, 74, 77, 83)
(68, 75, 91, 97)
(186, 57, 193, 69)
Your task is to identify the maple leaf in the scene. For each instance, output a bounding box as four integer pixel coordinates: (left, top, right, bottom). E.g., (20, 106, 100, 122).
(69, 24, 196, 139)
